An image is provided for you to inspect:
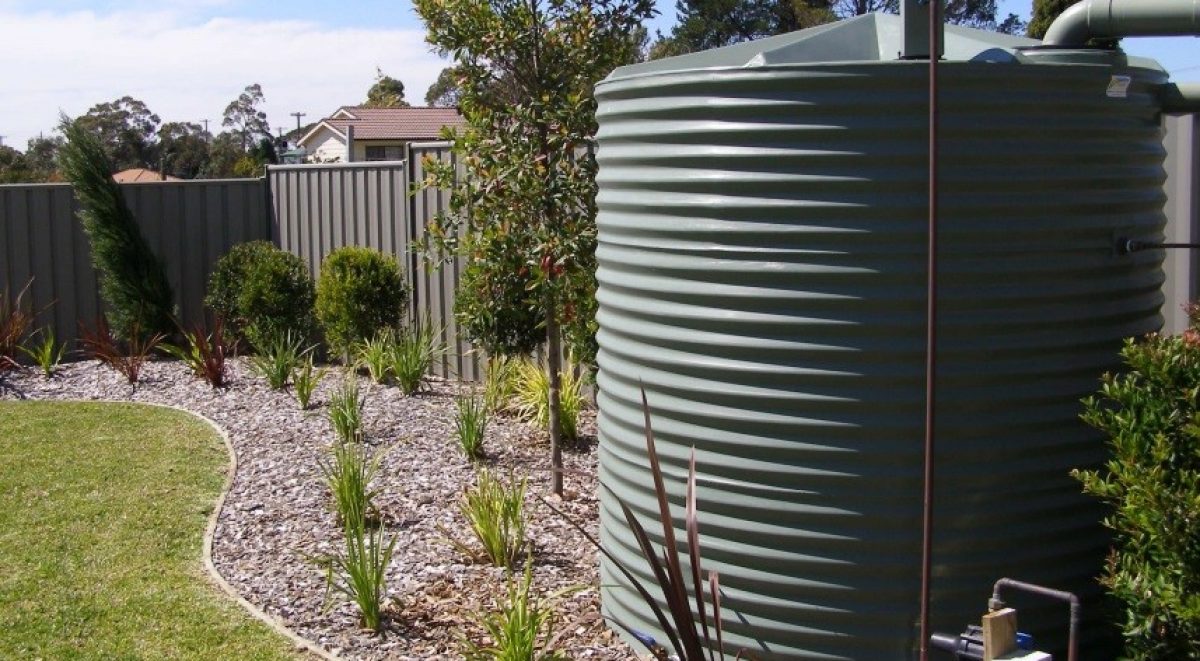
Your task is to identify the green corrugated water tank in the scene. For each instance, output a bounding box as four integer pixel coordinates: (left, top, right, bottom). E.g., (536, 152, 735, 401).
(594, 13, 1172, 660)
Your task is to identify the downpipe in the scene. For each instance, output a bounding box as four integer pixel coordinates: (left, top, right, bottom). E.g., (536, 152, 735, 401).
(1042, 0, 1200, 46)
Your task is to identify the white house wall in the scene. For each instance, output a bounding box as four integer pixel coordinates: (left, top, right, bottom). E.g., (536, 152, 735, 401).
(303, 126, 348, 163)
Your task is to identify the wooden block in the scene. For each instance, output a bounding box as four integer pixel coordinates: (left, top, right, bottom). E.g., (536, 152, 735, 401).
(982, 607, 1019, 661)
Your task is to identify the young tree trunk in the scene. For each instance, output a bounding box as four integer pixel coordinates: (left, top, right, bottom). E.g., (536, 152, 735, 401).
(546, 295, 564, 496)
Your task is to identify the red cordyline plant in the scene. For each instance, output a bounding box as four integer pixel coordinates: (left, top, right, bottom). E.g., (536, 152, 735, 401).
(1, 279, 36, 370)
(163, 316, 229, 388)
(544, 388, 746, 661)
(78, 317, 165, 384)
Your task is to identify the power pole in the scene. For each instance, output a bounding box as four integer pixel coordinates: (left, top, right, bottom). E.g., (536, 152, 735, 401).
(0, 135, 6, 147)
(290, 112, 306, 131)
(200, 119, 210, 141)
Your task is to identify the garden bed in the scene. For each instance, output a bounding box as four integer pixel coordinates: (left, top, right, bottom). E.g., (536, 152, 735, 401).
(0, 359, 632, 660)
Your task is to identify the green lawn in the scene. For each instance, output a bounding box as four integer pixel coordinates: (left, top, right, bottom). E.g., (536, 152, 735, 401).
(0, 401, 297, 660)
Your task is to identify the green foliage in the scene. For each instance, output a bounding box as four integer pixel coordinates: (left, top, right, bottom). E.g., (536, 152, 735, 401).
(59, 117, 176, 341)
(483, 355, 523, 414)
(513, 358, 586, 442)
(0, 280, 34, 371)
(463, 559, 570, 661)
(72, 96, 160, 170)
(157, 121, 210, 179)
(293, 355, 325, 410)
(658, 0, 833, 55)
(1076, 324, 1200, 660)
(356, 330, 396, 384)
(322, 520, 397, 634)
(455, 258, 544, 358)
(390, 323, 443, 396)
(365, 67, 410, 108)
(161, 317, 229, 388)
(455, 395, 488, 461)
(328, 375, 365, 444)
(319, 439, 383, 531)
(452, 469, 527, 568)
(247, 330, 308, 390)
(222, 83, 270, 152)
(20, 327, 66, 378)
(425, 67, 464, 107)
(205, 241, 316, 351)
(315, 247, 408, 359)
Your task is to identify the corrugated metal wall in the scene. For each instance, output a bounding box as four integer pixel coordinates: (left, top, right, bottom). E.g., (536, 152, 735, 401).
(0, 179, 269, 349)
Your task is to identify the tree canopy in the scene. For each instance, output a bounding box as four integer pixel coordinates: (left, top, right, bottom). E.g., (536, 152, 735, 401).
(222, 83, 270, 152)
(424, 67, 463, 107)
(72, 96, 161, 171)
(364, 68, 410, 108)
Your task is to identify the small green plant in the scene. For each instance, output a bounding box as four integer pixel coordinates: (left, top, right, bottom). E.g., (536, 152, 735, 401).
(513, 358, 586, 441)
(318, 439, 383, 531)
(446, 469, 526, 568)
(161, 317, 229, 388)
(391, 323, 442, 396)
(293, 355, 325, 410)
(455, 395, 488, 461)
(322, 520, 397, 634)
(463, 558, 573, 661)
(315, 246, 408, 359)
(247, 330, 307, 390)
(0, 280, 35, 370)
(21, 327, 66, 377)
(1076, 320, 1200, 660)
(78, 318, 165, 385)
(483, 355, 523, 414)
(328, 375, 364, 443)
(356, 330, 395, 384)
(205, 241, 316, 352)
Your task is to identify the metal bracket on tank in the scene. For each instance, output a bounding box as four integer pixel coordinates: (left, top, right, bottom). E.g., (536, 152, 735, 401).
(1116, 236, 1200, 255)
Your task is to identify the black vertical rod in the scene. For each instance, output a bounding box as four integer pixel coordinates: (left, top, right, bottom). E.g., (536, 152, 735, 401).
(918, 2, 940, 660)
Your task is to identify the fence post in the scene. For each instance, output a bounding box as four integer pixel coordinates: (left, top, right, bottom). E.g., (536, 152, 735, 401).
(1162, 114, 1200, 334)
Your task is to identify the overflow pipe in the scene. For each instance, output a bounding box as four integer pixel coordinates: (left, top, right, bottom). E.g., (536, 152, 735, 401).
(1043, 0, 1200, 47)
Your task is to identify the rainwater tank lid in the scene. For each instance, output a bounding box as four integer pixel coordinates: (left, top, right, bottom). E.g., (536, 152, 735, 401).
(605, 12, 1160, 80)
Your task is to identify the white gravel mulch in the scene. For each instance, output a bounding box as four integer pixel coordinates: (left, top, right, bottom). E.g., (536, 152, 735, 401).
(0, 358, 634, 660)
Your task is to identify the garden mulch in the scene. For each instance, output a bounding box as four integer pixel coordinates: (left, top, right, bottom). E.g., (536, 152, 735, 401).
(0, 359, 635, 660)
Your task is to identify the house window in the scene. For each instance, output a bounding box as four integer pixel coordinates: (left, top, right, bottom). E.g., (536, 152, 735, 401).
(365, 145, 404, 161)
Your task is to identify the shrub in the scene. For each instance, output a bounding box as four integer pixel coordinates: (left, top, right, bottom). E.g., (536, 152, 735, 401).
(455, 395, 488, 461)
(78, 317, 165, 384)
(513, 358, 586, 441)
(454, 258, 543, 358)
(315, 247, 408, 359)
(205, 241, 316, 351)
(391, 323, 442, 395)
(463, 559, 571, 661)
(247, 330, 308, 390)
(322, 520, 397, 634)
(59, 119, 175, 341)
(161, 317, 228, 388)
(328, 375, 364, 443)
(483, 355, 523, 414)
(1076, 324, 1200, 659)
(0, 279, 35, 370)
(21, 327, 66, 378)
(293, 355, 325, 410)
(356, 330, 395, 384)
(448, 469, 526, 568)
(319, 439, 382, 531)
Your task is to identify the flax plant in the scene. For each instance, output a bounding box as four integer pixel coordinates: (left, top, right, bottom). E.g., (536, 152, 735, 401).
(318, 439, 382, 531)
(323, 520, 397, 633)
(293, 355, 325, 410)
(449, 469, 527, 568)
(247, 330, 307, 390)
(21, 327, 66, 377)
(455, 394, 488, 461)
(356, 330, 395, 384)
(390, 322, 442, 395)
(463, 558, 573, 661)
(328, 374, 364, 443)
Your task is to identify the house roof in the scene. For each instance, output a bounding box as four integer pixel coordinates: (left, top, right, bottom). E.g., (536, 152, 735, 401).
(297, 106, 466, 146)
(112, 168, 181, 183)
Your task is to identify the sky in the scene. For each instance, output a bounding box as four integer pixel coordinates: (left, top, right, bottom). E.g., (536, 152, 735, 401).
(0, 0, 1196, 150)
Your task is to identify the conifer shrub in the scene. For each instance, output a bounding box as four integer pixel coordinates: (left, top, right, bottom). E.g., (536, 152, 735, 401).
(205, 241, 315, 351)
(315, 247, 407, 359)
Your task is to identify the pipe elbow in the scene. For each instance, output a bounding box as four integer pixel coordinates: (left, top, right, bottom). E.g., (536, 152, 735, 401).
(1042, 1, 1094, 47)
(1043, 0, 1200, 47)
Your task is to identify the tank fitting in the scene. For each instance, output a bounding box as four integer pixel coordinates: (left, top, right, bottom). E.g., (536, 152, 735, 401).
(1042, 0, 1200, 47)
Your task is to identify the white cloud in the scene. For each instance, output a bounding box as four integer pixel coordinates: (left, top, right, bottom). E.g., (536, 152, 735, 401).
(0, 7, 447, 148)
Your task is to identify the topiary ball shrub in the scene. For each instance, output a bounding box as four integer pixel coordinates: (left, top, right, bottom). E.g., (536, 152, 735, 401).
(205, 241, 316, 351)
(315, 246, 408, 359)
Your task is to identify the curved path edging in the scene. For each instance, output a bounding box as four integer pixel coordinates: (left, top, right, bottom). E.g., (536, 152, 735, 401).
(89, 400, 340, 661)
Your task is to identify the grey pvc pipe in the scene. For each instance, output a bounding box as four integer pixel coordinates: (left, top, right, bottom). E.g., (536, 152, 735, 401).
(1162, 82, 1200, 112)
(1043, 0, 1200, 46)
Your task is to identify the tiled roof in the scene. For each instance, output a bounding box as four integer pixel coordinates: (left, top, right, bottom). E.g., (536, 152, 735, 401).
(325, 106, 466, 141)
(112, 168, 181, 183)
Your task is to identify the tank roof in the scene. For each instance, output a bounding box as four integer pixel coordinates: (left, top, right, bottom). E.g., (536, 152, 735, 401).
(606, 12, 1160, 80)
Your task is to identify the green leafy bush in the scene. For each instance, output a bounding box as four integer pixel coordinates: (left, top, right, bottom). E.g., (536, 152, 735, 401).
(315, 247, 408, 359)
(1077, 322, 1200, 660)
(205, 241, 316, 351)
(454, 258, 543, 358)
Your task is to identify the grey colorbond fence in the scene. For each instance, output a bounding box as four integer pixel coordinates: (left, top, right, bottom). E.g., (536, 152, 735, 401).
(0, 179, 269, 350)
(3, 131, 1198, 378)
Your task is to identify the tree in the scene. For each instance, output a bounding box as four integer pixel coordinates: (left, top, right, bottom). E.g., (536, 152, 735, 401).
(222, 84, 270, 152)
(157, 122, 210, 179)
(414, 0, 654, 495)
(425, 67, 464, 107)
(660, 0, 833, 53)
(200, 133, 243, 178)
(0, 146, 36, 183)
(73, 96, 161, 171)
(58, 116, 175, 341)
(830, 0, 1023, 33)
(25, 135, 64, 181)
(364, 68, 410, 108)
